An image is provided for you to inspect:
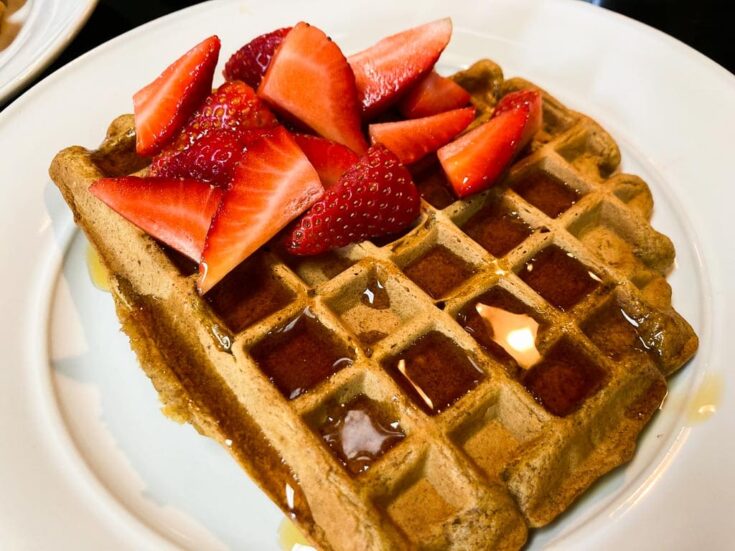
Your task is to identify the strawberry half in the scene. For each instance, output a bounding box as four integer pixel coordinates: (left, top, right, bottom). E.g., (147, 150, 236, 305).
(150, 82, 279, 185)
(284, 144, 420, 256)
(198, 126, 323, 293)
(223, 27, 291, 88)
(369, 107, 475, 165)
(348, 18, 452, 119)
(258, 22, 367, 154)
(133, 36, 220, 156)
(90, 177, 223, 261)
(150, 128, 247, 187)
(183, 80, 278, 140)
(398, 71, 471, 119)
(437, 91, 542, 198)
(292, 134, 359, 189)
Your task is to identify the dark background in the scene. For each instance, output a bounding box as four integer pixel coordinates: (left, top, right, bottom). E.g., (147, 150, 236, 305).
(4, 0, 734, 106)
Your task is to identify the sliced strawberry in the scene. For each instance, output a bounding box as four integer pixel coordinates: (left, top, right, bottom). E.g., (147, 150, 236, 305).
(492, 89, 543, 145)
(223, 27, 291, 88)
(348, 18, 452, 119)
(398, 71, 471, 119)
(150, 128, 247, 186)
(90, 177, 223, 261)
(184, 80, 278, 140)
(369, 107, 475, 165)
(133, 36, 220, 156)
(258, 22, 367, 154)
(198, 127, 323, 293)
(292, 134, 359, 189)
(437, 98, 541, 197)
(284, 144, 420, 256)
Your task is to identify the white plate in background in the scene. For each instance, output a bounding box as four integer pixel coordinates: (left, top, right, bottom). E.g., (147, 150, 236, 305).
(0, 0, 97, 103)
(0, 0, 732, 549)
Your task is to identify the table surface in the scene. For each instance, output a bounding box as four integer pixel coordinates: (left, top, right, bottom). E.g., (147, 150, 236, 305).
(1, 0, 733, 108)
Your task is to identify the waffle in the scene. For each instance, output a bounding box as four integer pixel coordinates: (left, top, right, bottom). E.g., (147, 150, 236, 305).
(49, 59, 697, 550)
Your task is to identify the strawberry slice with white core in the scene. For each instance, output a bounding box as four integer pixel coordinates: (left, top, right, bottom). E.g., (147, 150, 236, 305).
(369, 107, 475, 165)
(258, 22, 367, 154)
(437, 92, 541, 198)
(198, 126, 323, 293)
(133, 36, 220, 156)
(348, 18, 452, 119)
(90, 177, 223, 261)
(398, 71, 471, 119)
(292, 134, 359, 189)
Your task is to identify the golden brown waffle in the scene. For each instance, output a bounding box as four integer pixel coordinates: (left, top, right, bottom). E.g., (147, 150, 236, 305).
(49, 59, 697, 550)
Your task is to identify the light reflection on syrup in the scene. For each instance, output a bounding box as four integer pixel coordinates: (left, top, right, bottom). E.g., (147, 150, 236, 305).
(86, 244, 111, 292)
(397, 358, 435, 411)
(320, 395, 404, 475)
(278, 517, 315, 551)
(687, 373, 724, 425)
(475, 303, 541, 369)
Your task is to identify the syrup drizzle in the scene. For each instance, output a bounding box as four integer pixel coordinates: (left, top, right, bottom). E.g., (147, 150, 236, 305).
(86, 244, 111, 292)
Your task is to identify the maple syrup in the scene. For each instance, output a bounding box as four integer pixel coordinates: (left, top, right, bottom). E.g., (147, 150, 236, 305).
(522, 339, 606, 416)
(520, 246, 601, 310)
(318, 394, 405, 475)
(457, 287, 543, 375)
(461, 200, 532, 257)
(250, 310, 355, 400)
(686, 373, 724, 425)
(278, 517, 314, 550)
(86, 244, 111, 291)
(413, 163, 456, 209)
(360, 274, 391, 309)
(206, 252, 295, 333)
(383, 332, 485, 415)
(514, 171, 580, 218)
(582, 300, 650, 361)
(403, 245, 476, 299)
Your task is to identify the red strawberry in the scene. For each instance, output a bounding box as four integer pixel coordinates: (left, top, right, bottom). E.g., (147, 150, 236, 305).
(492, 89, 543, 144)
(292, 134, 359, 189)
(284, 144, 420, 256)
(437, 94, 542, 197)
(348, 18, 452, 119)
(133, 36, 220, 156)
(198, 127, 323, 293)
(368, 107, 475, 165)
(258, 22, 367, 154)
(90, 177, 223, 261)
(183, 80, 278, 140)
(398, 71, 471, 119)
(149, 128, 248, 186)
(223, 27, 291, 88)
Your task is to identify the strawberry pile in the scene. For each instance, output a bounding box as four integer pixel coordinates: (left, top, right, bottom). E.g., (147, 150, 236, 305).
(93, 19, 542, 294)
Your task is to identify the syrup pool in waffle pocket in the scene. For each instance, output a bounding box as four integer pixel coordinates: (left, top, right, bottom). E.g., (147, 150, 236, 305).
(50, 18, 697, 551)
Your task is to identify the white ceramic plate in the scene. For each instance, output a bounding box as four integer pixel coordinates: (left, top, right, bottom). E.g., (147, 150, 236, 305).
(0, 0, 733, 549)
(0, 0, 97, 103)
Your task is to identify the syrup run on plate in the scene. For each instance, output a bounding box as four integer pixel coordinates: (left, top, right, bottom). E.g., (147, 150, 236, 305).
(686, 373, 724, 425)
(318, 394, 404, 475)
(86, 244, 111, 291)
(278, 517, 315, 551)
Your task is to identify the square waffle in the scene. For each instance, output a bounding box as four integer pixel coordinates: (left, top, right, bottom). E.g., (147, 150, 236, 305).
(49, 59, 698, 550)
